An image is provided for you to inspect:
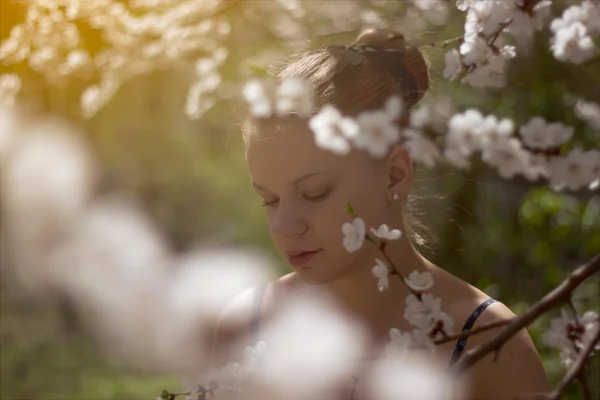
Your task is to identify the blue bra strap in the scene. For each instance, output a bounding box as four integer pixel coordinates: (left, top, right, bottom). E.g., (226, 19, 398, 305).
(250, 284, 268, 345)
(448, 298, 497, 366)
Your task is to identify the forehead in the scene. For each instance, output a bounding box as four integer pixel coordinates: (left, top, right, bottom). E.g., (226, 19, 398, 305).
(246, 123, 348, 185)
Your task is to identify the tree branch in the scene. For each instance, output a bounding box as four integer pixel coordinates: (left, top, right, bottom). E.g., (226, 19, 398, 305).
(548, 327, 600, 400)
(434, 318, 513, 345)
(451, 253, 600, 372)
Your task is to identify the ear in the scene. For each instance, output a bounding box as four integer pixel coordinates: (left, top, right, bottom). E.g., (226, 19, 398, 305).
(386, 145, 414, 201)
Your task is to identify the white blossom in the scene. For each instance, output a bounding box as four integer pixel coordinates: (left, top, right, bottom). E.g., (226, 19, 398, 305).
(352, 110, 401, 158)
(519, 117, 574, 150)
(444, 147, 470, 169)
(443, 49, 462, 81)
(542, 309, 600, 367)
(460, 35, 490, 66)
(372, 258, 390, 292)
(384, 95, 403, 120)
(456, 0, 476, 12)
(522, 153, 550, 182)
(404, 129, 441, 168)
(410, 105, 431, 129)
(0, 74, 22, 108)
(506, 1, 551, 37)
(385, 328, 413, 358)
(446, 109, 485, 157)
(549, 148, 597, 191)
(482, 138, 530, 179)
(404, 270, 433, 292)
(370, 224, 402, 241)
(276, 77, 315, 117)
(551, 22, 596, 65)
(309, 105, 359, 156)
(574, 99, 600, 130)
(342, 217, 366, 252)
(404, 293, 454, 337)
(243, 79, 273, 118)
(461, 53, 508, 88)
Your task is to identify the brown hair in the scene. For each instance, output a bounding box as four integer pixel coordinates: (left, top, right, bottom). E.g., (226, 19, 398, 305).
(243, 28, 433, 248)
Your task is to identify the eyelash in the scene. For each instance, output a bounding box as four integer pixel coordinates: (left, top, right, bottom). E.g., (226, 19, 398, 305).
(261, 190, 331, 207)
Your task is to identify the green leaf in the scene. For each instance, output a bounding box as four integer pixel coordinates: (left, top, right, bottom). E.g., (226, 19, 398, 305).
(249, 65, 270, 77)
(345, 202, 355, 217)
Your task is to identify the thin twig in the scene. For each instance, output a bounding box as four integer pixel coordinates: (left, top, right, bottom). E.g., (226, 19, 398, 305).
(434, 318, 513, 345)
(548, 327, 599, 400)
(426, 34, 464, 48)
(577, 373, 592, 400)
(451, 253, 600, 372)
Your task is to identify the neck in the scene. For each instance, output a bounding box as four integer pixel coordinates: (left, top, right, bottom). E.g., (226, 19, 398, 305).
(320, 236, 435, 336)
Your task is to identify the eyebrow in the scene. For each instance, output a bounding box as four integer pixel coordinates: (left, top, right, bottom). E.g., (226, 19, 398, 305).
(252, 171, 329, 192)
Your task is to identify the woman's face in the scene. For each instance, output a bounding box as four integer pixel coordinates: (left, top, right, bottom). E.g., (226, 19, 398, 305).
(246, 123, 394, 285)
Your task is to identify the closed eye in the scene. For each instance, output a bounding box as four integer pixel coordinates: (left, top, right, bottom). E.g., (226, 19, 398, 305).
(304, 189, 330, 202)
(261, 199, 278, 207)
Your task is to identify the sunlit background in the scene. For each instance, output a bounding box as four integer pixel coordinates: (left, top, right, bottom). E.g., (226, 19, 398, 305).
(1, 1, 599, 399)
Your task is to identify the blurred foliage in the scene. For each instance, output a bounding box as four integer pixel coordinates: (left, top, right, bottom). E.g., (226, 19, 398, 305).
(1, 0, 599, 399)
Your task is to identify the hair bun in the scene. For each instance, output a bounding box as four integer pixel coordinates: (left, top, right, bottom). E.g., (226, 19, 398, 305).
(352, 28, 430, 107)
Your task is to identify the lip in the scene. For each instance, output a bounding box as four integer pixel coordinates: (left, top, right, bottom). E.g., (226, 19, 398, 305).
(287, 249, 322, 267)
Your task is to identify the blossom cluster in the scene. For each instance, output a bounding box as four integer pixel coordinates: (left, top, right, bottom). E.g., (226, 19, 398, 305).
(342, 216, 454, 354)
(444, 0, 551, 88)
(243, 78, 600, 192)
(542, 309, 600, 367)
(550, 0, 600, 65)
(0, 0, 231, 118)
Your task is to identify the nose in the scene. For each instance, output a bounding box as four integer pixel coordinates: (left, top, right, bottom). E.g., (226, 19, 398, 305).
(269, 199, 308, 238)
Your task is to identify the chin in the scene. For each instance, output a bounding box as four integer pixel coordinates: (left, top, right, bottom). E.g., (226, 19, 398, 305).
(293, 264, 343, 286)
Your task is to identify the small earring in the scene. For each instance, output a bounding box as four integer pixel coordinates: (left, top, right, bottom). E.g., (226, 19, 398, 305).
(392, 193, 400, 201)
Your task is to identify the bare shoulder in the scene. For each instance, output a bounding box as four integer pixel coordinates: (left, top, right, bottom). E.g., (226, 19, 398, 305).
(211, 273, 299, 367)
(461, 300, 551, 399)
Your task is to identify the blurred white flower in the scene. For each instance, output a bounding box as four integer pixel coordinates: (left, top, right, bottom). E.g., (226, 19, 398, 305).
(251, 290, 368, 400)
(0, 73, 22, 108)
(522, 153, 550, 182)
(385, 328, 413, 358)
(519, 117, 574, 150)
(157, 246, 276, 375)
(549, 148, 596, 191)
(444, 147, 470, 169)
(0, 106, 22, 165)
(574, 99, 600, 130)
(309, 105, 359, 156)
(370, 224, 402, 241)
(482, 138, 529, 179)
(404, 129, 441, 168)
(542, 309, 600, 367)
(353, 110, 401, 158)
(372, 258, 390, 292)
(409, 105, 430, 129)
(446, 109, 485, 157)
(551, 22, 596, 65)
(276, 77, 315, 117)
(2, 116, 98, 295)
(49, 195, 171, 366)
(384, 95, 403, 120)
(456, 0, 476, 12)
(243, 79, 273, 118)
(443, 49, 462, 81)
(363, 353, 465, 400)
(404, 270, 433, 292)
(342, 217, 366, 252)
(506, 1, 551, 37)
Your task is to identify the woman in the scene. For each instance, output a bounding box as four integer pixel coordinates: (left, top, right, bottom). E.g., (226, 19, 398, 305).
(212, 28, 551, 399)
